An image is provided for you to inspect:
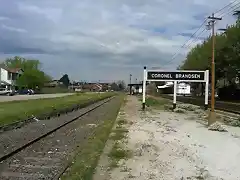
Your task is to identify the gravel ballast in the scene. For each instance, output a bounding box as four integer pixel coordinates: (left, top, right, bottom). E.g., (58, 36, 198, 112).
(0, 97, 112, 162)
(0, 96, 121, 180)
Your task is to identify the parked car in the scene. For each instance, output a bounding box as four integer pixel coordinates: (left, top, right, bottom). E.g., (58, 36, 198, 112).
(17, 89, 34, 95)
(0, 88, 15, 96)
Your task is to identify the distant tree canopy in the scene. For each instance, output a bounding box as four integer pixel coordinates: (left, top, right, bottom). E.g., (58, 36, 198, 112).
(2, 56, 51, 89)
(59, 74, 70, 87)
(117, 80, 126, 90)
(110, 81, 126, 91)
(4, 56, 41, 70)
(180, 18, 240, 88)
(110, 82, 119, 91)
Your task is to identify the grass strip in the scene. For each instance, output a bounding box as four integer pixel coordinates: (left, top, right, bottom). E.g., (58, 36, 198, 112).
(0, 92, 115, 126)
(108, 142, 132, 169)
(145, 96, 170, 109)
(60, 95, 124, 180)
(108, 110, 132, 169)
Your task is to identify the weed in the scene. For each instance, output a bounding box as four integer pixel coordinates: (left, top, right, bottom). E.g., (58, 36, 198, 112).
(108, 143, 132, 169)
(145, 97, 170, 109)
(60, 96, 124, 180)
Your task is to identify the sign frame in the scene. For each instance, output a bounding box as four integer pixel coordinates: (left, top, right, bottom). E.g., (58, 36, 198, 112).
(142, 67, 209, 111)
(147, 70, 206, 82)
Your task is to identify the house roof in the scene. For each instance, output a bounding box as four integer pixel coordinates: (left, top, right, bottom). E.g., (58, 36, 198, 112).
(0, 64, 23, 73)
(8, 68, 22, 73)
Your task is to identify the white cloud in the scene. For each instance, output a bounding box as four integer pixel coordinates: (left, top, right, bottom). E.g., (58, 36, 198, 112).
(0, 0, 237, 82)
(1, 24, 27, 33)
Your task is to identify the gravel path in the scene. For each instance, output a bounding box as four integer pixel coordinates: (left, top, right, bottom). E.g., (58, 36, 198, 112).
(0, 97, 120, 180)
(108, 96, 240, 180)
(0, 93, 74, 102)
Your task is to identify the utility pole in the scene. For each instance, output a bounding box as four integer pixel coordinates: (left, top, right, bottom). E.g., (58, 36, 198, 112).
(207, 13, 222, 126)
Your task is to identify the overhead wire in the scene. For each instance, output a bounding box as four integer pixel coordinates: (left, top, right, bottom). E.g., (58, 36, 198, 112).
(165, 20, 208, 66)
(214, 0, 239, 15)
(168, 19, 208, 62)
(217, 1, 240, 17)
(165, 0, 240, 66)
(184, 28, 208, 49)
(167, 29, 209, 65)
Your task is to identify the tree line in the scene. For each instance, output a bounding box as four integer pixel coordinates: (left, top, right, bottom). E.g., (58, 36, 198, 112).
(180, 18, 240, 90)
(1, 56, 126, 92)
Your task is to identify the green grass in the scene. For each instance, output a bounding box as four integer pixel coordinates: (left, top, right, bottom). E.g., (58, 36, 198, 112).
(0, 92, 115, 126)
(40, 87, 73, 94)
(145, 96, 170, 109)
(108, 113, 132, 169)
(60, 95, 124, 180)
(110, 126, 129, 141)
(108, 142, 132, 168)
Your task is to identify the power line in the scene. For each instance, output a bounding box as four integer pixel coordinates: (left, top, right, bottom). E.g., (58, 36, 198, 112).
(218, 1, 240, 17)
(214, 0, 239, 15)
(166, 29, 209, 65)
(166, 2, 239, 66)
(166, 20, 208, 65)
(179, 19, 208, 49)
(184, 28, 208, 49)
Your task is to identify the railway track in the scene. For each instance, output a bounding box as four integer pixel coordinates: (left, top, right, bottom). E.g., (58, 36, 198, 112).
(0, 96, 118, 180)
(160, 95, 240, 115)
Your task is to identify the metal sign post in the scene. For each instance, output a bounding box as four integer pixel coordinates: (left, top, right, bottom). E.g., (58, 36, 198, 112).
(204, 70, 209, 110)
(142, 66, 147, 110)
(173, 81, 177, 109)
(142, 67, 209, 115)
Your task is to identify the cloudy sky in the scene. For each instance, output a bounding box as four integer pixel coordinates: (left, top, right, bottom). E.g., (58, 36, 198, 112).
(0, 0, 238, 82)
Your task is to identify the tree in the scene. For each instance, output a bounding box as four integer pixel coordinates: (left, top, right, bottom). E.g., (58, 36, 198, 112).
(117, 80, 126, 91)
(44, 74, 52, 82)
(59, 74, 70, 87)
(16, 69, 46, 89)
(110, 82, 119, 91)
(180, 19, 240, 89)
(4, 56, 41, 70)
(3, 56, 51, 89)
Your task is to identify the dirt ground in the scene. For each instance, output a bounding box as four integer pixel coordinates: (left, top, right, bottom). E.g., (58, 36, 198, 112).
(96, 95, 240, 180)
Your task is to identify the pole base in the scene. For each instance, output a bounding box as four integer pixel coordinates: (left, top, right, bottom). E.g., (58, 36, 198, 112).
(204, 104, 208, 111)
(208, 110, 216, 126)
(142, 103, 146, 111)
(173, 103, 176, 110)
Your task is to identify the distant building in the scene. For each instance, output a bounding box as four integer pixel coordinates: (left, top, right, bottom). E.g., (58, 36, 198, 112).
(157, 82, 191, 95)
(0, 65, 23, 92)
(69, 82, 110, 92)
(177, 83, 191, 95)
(44, 80, 63, 87)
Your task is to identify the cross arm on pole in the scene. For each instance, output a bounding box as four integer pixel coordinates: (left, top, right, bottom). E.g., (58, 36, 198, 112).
(208, 16, 222, 20)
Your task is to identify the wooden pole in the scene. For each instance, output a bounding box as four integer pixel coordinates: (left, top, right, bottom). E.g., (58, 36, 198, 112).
(208, 13, 222, 125)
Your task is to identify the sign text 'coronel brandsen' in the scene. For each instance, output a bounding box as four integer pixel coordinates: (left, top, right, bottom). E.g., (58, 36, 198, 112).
(147, 71, 205, 81)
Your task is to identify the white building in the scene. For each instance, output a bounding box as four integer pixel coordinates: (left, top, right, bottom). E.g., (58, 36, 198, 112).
(0, 65, 23, 93)
(177, 82, 191, 95)
(157, 82, 191, 95)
